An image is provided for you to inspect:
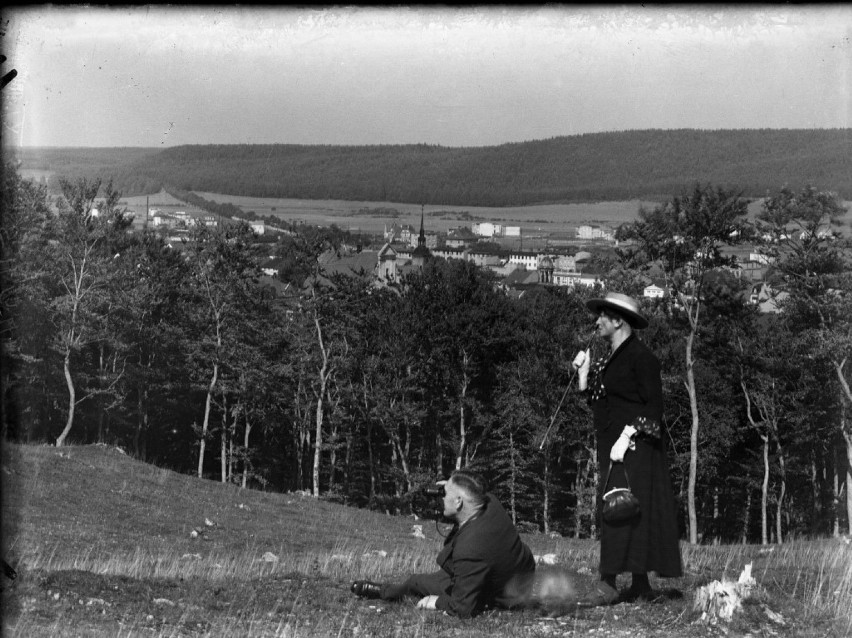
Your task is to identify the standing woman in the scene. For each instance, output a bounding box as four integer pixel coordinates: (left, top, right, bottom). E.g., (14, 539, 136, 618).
(575, 292, 682, 606)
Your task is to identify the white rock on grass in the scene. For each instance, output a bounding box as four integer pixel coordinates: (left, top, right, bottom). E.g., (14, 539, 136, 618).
(262, 552, 279, 563)
(411, 525, 426, 539)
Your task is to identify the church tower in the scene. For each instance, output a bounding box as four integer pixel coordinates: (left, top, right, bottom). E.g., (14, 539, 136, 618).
(412, 203, 431, 268)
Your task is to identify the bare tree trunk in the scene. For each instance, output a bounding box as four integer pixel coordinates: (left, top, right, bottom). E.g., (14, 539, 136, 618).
(435, 424, 443, 478)
(833, 359, 852, 534)
(712, 486, 720, 540)
(685, 328, 700, 544)
(361, 383, 376, 500)
(242, 410, 252, 489)
(220, 392, 228, 483)
(329, 422, 338, 491)
(55, 244, 95, 448)
(542, 452, 550, 534)
(776, 451, 786, 544)
(197, 360, 218, 478)
(312, 311, 331, 498)
(844, 420, 852, 536)
(572, 449, 584, 538)
(390, 432, 411, 492)
(456, 351, 470, 470)
(227, 401, 239, 484)
(509, 431, 517, 525)
(56, 349, 76, 447)
(97, 343, 106, 442)
(741, 489, 751, 544)
(761, 435, 769, 545)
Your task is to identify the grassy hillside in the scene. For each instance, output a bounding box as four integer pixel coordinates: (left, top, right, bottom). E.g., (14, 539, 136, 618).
(2, 443, 850, 637)
(9, 129, 851, 206)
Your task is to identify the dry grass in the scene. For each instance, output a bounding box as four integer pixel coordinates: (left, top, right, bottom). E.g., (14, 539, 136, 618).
(2, 443, 850, 636)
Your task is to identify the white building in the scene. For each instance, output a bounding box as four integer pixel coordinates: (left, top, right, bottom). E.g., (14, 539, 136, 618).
(643, 283, 667, 298)
(508, 251, 538, 270)
(577, 225, 614, 241)
(553, 272, 604, 288)
(472, 222, 504, 238)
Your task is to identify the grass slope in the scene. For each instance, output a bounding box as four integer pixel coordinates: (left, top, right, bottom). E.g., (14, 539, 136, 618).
(2, 443, 850, 637)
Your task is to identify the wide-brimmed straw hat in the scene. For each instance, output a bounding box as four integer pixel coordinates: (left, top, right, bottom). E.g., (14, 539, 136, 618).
(586, 292, 649, 329)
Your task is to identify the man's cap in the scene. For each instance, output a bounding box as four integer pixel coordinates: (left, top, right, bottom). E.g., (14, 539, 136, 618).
(586, 292, 649, 329)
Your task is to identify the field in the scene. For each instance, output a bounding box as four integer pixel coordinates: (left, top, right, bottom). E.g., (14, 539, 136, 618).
(93, 190, 852, 242)
(2, 444, 850, 637)
(116, 190, 662, 238)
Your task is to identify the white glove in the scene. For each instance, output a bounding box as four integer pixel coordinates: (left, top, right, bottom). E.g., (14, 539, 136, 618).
(416, 595, 438, 610)
(609, 425, 637, 462)
(575, 349, 591, 390)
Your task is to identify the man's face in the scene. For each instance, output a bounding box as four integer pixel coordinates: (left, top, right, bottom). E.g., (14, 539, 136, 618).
(595, 311, 620, 340)
(442, 479, 463, 521)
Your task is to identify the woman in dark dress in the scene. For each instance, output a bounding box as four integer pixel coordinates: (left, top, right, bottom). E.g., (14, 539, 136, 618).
(575, 292, 682, 606)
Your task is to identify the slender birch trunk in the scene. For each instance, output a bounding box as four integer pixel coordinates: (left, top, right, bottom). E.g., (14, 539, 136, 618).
(242, 410, 252, 489)
(312, 311, 331, 497)
(685, 326, 700, 544)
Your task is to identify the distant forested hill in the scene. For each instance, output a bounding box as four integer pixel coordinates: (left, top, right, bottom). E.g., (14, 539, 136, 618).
(10, 129, 851, 205)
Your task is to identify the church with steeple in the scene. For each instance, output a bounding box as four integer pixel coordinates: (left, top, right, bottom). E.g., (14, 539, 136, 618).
(411, 204, 432, 268)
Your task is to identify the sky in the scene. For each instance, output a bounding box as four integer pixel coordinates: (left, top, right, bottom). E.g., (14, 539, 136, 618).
(2, 5, 851, 148)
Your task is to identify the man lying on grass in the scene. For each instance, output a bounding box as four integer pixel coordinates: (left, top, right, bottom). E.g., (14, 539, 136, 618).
(351, 469, 536, 619)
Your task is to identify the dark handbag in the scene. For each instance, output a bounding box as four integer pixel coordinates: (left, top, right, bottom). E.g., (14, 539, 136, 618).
(602, 464, 640, 523)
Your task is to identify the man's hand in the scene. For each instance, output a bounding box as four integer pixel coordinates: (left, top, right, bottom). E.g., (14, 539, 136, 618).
(416, 595, 439, 610)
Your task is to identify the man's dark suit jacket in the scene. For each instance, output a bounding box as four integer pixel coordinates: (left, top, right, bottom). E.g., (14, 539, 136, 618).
(433, 494, 536, 618)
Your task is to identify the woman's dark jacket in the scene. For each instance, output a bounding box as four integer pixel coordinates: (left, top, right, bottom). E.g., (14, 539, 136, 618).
(588, 334, 682, 578)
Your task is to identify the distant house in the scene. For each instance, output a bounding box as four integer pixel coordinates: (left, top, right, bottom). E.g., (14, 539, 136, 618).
(188, 214, 217, 228)
(508, 251, 538, 270)
(400, 225, 418, 246)
(554, 255, 577, 271)
(467, 247, 503, 268)
(643, 282, 667, 298)
(391, 243, 413, 262)
(472, 222, 503, 238)
(384, 222, 402, 243)
(152, 213, 179, 229)
(553, 271, 604, 288)
(577, 225, 614, 241)
(749, 282, 789, 313)
(503, 268, 540, 289)
(446, 227, 477, 248)
(260, 256, 282, 277)
(574, 250, 592, 265)
(377, 243, 398, 283)
(432, 247, 467, 262)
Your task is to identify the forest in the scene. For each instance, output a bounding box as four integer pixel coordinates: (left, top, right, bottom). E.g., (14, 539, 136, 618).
(2, 162, 851, 546)
(11, 128, 852, 206)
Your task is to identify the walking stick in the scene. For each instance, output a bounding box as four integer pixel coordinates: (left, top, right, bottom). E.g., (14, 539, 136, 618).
(539, 332, 596, 450)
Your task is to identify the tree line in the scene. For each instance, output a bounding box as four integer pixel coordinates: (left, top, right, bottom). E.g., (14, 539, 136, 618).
(11, 129, 852, 206)
(2, 162, 850, 543)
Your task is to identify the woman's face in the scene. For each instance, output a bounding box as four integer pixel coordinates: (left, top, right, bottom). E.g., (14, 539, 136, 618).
(595, 310, 621, 340)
